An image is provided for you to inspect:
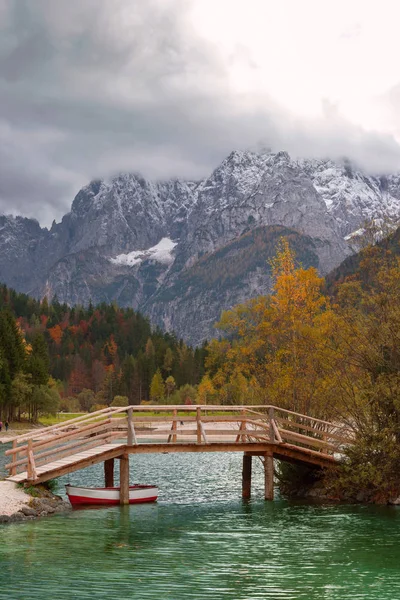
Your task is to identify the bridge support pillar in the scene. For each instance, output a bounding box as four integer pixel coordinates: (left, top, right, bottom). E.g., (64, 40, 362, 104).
(104, 458, 114, 488)
(264, 452, 274, 501)
(242, 453, 252, 499)
(119, 454, 130, 505)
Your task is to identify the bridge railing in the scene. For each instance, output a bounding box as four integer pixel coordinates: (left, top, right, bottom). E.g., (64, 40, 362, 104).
(4, 406, 129, 478)
(4, 405, 354, 480)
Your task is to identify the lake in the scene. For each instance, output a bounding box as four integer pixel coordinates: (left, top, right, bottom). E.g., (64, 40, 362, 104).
(0, 452, 399, 599)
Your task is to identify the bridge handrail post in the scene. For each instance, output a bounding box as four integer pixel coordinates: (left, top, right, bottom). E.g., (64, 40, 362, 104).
(269, 407, 276, 443)
(10, 440, 17, 476)
(235, 408, 247, 443)
(27, 438, 37, 481)
(167, 409, 178, 443)
(127, 407, 137, 446)
(196, 407, 202, 444)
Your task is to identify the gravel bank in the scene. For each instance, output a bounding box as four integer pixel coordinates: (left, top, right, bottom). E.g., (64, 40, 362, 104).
(0, 481, 71, 524)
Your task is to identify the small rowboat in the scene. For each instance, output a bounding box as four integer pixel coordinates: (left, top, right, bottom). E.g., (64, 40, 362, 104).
(65, 484, 158, 506)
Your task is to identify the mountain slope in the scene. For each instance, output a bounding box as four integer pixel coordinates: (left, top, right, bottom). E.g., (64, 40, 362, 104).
(325, 224, 400, 296)
(145, 225, 319, 346)
(1, 149, 400, 344)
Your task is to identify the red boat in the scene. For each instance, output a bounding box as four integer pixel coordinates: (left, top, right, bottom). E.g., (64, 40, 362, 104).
(65, 484, 158, 506)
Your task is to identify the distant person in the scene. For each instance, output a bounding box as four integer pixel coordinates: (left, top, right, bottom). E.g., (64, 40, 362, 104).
(5, 421, 9, 432)
(0, 421, 3, 432)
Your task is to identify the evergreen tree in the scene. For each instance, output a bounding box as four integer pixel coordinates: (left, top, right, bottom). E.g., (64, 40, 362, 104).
(26, 332, 49, 386)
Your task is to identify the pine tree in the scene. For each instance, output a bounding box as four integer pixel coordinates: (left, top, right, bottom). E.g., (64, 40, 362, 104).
(26, 332, 49, 386)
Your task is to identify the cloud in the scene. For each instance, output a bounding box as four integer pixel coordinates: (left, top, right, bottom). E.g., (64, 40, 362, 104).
(1, 0, 400, 226)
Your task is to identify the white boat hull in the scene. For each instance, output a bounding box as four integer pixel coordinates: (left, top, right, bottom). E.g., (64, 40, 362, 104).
(65, 484, 158, 506)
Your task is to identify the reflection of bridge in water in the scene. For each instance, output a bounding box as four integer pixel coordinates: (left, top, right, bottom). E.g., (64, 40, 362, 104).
(4, 405, 354, 502)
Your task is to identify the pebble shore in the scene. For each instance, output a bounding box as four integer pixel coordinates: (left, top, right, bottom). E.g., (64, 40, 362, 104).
(0, 481, 71, 524)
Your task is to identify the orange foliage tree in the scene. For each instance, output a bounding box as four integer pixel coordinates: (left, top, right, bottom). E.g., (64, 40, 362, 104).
(206, 238, 338, 416)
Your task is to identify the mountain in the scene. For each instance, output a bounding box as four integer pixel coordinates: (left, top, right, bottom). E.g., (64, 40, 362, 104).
(1, 149, 400, 345)
(325, 222, 400, 296)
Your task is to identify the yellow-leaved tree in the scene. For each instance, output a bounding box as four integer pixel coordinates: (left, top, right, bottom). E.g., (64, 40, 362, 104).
(206, 238, 337, 417)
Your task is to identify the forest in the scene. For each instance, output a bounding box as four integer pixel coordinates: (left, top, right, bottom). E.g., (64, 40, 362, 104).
(202, 234, 400, 499)
(0, 289, 207, 419)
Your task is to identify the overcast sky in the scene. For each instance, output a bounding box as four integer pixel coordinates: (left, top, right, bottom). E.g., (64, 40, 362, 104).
(1, 0, 400, 226)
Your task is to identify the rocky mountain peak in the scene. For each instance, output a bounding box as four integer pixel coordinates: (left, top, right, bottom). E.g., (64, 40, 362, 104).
(1, 148, 400, 344)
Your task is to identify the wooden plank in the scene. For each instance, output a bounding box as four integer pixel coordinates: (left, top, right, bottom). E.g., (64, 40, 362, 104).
(8, 406, 123, 444)
(12, 444, 118, 479)
(236, 409, 246, 443)
(20, 444, 127, 484)
(131, 416, 197, 423)
(35, 431, 120, 464)
(131, 415, 267, 423)
(5, 418, 113, 456)
(271, 405, 340, 427)
(126, 442, 338, 468)
(279, 428, 336, 451)
(172, 409, 178, 443)
(167, 409, 178, 443)
(268, 407, 275, 442)
(136, 428, 268, 437)
(10, 440, 17, 476)
(6, 430, 119, 470)
(276, 417, 353, 443)
(200, 422, 208, 444)
(27, 439, 35, 480)
(245, 408, 269, 418)
(199, 416, 250, 423)
(271, 419, 283, 443)
(127, 408, 138, 446)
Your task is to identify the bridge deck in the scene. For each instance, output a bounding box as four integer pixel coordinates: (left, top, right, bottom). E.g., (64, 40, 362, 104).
(3, 405, 353, 486)
(6, 443, 124, 483)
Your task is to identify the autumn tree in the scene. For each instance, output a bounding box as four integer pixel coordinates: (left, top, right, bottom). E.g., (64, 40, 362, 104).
(111, 395, 129, 407)
(206, 238, 337, 416)
(197, 374, 216, 405)
(327, 246, 400, 498)
(163, 348, 174, 375)
(77, 388, 96, 412)
(165, 375, 176, 398)
(150, 369, 165, 403)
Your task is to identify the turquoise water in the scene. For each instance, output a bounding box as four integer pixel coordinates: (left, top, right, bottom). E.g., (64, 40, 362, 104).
(1, 452, 400, 599)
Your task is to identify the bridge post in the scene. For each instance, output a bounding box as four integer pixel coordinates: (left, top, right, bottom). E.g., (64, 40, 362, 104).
(242, 453, 252, 499)
(268, 407, 275, 442)
(264, 451, 274, 501)
(127, 408, 133, 445)
(196, 407, 202, 444)
(104, 458, 114, 487)
(172, 408, 177, 443)
(11, 440, 17, 476)
(119, 454, 130, 505)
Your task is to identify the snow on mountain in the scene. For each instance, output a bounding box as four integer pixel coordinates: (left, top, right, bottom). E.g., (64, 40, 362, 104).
(110, 237, 178, 267)
(299, 158, 400, 237)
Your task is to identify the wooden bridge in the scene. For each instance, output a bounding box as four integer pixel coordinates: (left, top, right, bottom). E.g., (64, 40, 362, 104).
(3, 405, 353, 502)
